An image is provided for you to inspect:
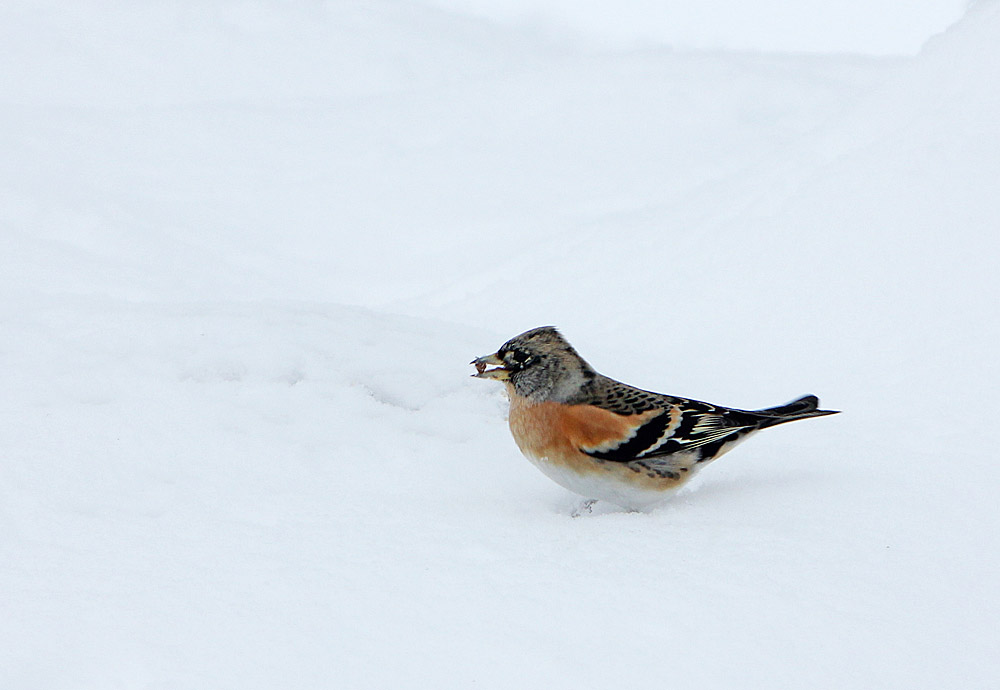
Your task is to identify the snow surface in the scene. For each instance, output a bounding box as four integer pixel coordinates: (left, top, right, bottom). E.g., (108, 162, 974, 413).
(422, 0, 968, 55)
(2, 1, 999, 688)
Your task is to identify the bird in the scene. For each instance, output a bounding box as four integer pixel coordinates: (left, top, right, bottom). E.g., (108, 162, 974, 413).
(471, 326, 838, 513)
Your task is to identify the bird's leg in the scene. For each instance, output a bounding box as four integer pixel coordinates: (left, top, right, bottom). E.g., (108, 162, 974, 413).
(571, 498, 598, 518)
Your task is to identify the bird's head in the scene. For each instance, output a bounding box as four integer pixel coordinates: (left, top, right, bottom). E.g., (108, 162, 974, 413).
(471, 326, 595, 402)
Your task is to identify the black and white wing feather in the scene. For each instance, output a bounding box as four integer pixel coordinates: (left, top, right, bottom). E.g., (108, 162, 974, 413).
(573, 377, 761, 472)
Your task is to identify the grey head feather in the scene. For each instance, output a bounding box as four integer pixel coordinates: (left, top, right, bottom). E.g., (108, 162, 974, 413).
(496, 327, 597, 403)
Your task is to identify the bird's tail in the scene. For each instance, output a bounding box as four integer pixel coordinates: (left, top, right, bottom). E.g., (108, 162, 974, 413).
(751, 394, 839, 428)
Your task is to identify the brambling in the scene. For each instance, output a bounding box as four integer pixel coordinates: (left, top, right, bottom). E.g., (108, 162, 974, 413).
(472, 326, 838, 512)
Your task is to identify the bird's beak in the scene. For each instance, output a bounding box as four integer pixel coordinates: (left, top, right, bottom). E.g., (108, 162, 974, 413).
(471, 352, 511, 380)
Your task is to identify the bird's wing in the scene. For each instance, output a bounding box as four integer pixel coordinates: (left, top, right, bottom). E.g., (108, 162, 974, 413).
(572, 379, 757, 464)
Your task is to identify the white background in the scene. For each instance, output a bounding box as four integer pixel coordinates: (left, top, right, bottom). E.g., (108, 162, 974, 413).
(2, 1, 998, 688)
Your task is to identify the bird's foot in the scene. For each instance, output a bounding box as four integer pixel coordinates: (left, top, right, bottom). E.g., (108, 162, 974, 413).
(571, 498, 598, 518)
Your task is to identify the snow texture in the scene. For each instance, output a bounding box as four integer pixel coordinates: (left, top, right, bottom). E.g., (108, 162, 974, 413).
(2, 1, 998, 688)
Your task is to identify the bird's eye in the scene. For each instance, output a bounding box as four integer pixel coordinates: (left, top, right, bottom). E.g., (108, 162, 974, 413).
(511, 350, 531, 365)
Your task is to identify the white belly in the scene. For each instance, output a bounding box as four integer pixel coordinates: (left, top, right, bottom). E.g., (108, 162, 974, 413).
(524, 453, 702, 512)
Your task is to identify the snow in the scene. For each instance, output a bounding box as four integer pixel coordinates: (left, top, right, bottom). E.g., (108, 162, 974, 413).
(2, 1, 999, 688)
(422, 0, 968, 55)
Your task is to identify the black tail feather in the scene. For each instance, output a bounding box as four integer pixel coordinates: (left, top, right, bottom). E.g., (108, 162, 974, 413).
(752, 394, 839, 429)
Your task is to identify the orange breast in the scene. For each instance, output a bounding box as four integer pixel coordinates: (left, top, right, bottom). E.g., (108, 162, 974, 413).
(506, 391, 658, 473)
